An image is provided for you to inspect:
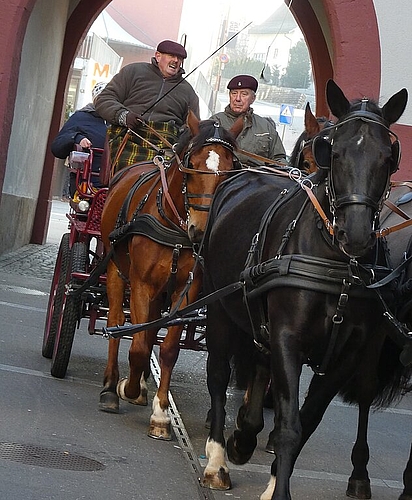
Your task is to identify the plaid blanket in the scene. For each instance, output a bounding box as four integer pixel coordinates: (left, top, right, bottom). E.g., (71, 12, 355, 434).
(107, 121, 179, 174)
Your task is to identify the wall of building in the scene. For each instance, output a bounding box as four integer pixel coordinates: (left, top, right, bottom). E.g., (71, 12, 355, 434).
(0, 0, 71, 254)
(0, 0, 411, 256)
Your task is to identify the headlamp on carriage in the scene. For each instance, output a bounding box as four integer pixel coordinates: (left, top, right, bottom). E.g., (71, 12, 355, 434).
(69, 151, 90, 169)
(72, 192, 90, 213)
(77, 199, 90, 212)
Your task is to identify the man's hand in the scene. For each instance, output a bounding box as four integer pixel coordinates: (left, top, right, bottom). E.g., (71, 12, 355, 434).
(79, 137, 92, 148)
(125, 111, 140, 130)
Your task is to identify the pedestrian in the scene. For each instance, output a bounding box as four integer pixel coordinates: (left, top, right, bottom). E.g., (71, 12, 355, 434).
(95, 40, 200, 172)
(51, 81, 108, 198)
(210, 74, 286, 167)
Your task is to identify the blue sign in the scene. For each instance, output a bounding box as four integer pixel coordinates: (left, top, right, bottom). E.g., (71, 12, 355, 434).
(279, 104, 294, 125)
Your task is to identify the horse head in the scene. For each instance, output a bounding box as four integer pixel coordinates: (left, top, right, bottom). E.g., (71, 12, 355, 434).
(180, 110, 242, 243)
(313, 79, 407, 258)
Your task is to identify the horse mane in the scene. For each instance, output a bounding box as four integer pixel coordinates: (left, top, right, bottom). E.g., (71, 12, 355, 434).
(350, 97, 381, 114)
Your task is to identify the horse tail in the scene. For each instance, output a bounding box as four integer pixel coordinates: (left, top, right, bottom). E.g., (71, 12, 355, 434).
(339, 336, 412, 409)
(371, 336, 412, 408)
(231, 327, 256, 390)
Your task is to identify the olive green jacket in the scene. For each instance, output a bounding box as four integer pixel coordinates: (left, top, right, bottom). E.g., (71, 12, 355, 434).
(210, 105, 286, 167)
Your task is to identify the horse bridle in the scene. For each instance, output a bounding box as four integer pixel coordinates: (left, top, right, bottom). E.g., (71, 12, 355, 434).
(178, 122, 241, 213)
(315, 105, 400, 226)
(296, 119, 334, 172)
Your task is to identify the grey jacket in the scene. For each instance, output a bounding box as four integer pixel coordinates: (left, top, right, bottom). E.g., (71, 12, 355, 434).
(210, 105, 286, 167)
(95, 58, 200, 127)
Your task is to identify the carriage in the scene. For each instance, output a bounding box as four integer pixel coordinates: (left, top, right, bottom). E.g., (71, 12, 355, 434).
(41, 143, 207, 380)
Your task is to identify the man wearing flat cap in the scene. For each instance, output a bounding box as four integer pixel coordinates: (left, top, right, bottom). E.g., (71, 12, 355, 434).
(95, 40, 199, 170)
(210, 74, 286, 167)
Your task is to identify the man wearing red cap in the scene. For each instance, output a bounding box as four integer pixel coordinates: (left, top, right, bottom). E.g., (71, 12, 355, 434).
(210, 74, 286, 167)
(95, 40, 199, 170)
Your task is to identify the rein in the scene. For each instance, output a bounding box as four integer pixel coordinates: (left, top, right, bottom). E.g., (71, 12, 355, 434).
(153, 155, 187, 230)
(237, 148, 288, 167)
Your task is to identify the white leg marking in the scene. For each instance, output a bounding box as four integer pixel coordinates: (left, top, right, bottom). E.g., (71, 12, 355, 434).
(204, 438, 229, 474)
(260, 475, 276, 500)
(151, 393, 170, 425)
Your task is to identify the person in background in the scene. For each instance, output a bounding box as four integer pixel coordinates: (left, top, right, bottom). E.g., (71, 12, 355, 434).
(210, 74, 286, 167)
(94, 40, 200, 172)
(51, 81, 108, 198)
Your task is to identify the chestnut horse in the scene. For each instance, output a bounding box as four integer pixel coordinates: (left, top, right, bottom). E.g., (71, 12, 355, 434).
(201, 79, 408, 499)
(99, 111, 242, 440)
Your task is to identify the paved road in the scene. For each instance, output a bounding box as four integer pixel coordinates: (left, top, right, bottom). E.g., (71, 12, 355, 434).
(0, 200, 410, 499)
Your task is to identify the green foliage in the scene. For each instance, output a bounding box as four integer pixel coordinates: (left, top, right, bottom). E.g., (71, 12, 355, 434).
(280, 40, 311, 89)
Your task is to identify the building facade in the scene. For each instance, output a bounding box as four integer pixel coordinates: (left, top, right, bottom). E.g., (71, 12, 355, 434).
(0, 0, 411, 254)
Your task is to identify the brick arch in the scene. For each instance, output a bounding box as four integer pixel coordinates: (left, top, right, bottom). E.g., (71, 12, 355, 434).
(32, 0, 112, 242)
(287, 0, 380, 116)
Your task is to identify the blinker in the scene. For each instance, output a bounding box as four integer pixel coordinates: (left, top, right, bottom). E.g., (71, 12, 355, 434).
(312, 136, 332, 169)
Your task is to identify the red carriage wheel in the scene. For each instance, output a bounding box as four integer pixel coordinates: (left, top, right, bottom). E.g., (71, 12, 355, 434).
(42, 233, 70, 358)
(50, 241, 88, 378)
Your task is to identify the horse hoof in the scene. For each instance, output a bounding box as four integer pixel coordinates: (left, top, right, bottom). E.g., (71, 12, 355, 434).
(99, 390, 119, 413)
(116, 378, 148, 406)
(226, 433, 255, 465)
(346, 478, 371, 499)
(148, 419, 172, 440)
(201, 468, 232, 490)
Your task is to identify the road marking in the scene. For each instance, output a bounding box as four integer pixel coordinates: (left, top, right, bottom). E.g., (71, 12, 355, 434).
(0, 363, 101, 387)
(0, 358, 407, 494)
(0, 285, 47, 296)
(197, 459, 404, 489)
(0, 300, 46, 312)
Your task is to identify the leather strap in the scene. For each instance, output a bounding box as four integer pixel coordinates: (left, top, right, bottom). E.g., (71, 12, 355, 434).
(110, 131, 131, 178)
(237, 147, 288, 167)
(301, 183, 334, 235)
(153, 156, 187, 230)
(104, 280, 244, 338)
(384, 199, 411, 220)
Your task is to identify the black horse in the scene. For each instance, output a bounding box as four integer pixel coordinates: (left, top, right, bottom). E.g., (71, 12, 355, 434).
(268, 111, 412, 499)
(200, 79, 408, 499)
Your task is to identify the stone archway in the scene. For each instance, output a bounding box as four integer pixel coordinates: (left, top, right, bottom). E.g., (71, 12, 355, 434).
(289, 0, 380, 117)
(0, 0, 409, 251)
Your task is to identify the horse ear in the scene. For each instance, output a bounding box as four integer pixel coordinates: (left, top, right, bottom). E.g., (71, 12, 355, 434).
(312, 136, 331, 169)
(326, 79, 350, 119)
(381, 88, 408, 125)
(186, 109, 200, 136)
(229, 115, 244, 139)
(304, 102, 321, 136)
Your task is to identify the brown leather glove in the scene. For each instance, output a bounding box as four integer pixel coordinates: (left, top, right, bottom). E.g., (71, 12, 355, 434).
(125, 111, 140, 130)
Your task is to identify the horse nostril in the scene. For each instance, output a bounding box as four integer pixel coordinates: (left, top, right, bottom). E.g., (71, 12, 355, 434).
(188, 224, 203, 243)
(336, 228, 348, 244)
